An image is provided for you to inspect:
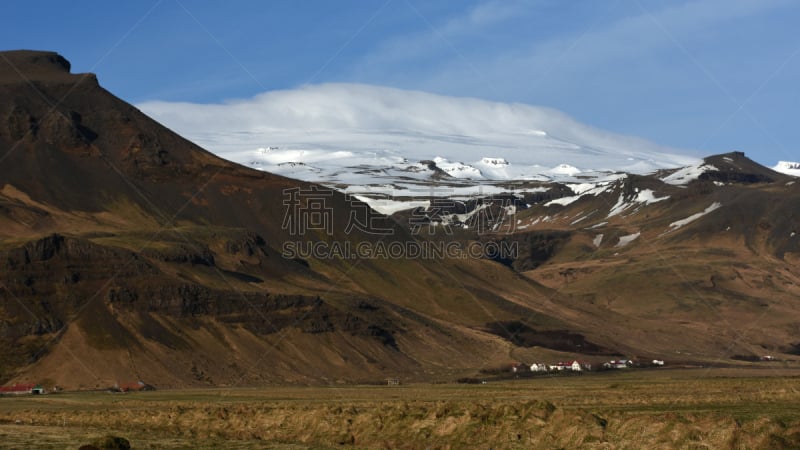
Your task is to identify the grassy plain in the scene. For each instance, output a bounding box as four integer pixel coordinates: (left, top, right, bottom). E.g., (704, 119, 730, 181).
(1, 368, 799, 449)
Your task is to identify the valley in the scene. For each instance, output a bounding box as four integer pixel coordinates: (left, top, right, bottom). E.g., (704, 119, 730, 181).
(2, 368, 800, 449)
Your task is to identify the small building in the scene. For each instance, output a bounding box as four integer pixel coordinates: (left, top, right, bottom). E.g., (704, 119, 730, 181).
(387, 378, 400, 386)
(0, 383, 41, 395)
(550, 362, 572, 371)
(529, 363, 548, 372)
(603, 359, 633, 370)
(652, 359, 665, 366)
(510, 362, 529, 373)
(570, 361, 582, 372)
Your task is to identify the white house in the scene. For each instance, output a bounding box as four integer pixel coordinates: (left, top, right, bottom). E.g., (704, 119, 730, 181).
(604, 359, 632, 369)
(652, 360, 665, 366)
(530, 363, 548, 372)
(550, 362, 579, 371)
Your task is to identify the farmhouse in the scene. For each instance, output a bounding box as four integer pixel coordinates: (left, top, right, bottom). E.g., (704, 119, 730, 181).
(570, 361, 593, 371)
(546, 361, 589, 372)
(603, 359, 633, 369)
(529, 363, 548, 372)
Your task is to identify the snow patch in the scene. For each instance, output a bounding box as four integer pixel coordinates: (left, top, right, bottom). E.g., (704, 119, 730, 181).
(571, 211, 596, 225)
(774, 161, 800, 177)
(593, 234, 604, 247)
(569, 183, 602, 195)
(354, 196, 430, 215)
(444, 203, 491, 225)
(616, 232, 640, 247)
(545, 182, 613, 207)
(546, 195, 583, 207)
(607, 188, 669, 218)
(661, 163, 718, 185)
(634, 189, 669, 204)
(607, 193, 628, 218)
(549, 164, 581, 176)
(433, 157, 483, 179)
(668, 202, 722, 231)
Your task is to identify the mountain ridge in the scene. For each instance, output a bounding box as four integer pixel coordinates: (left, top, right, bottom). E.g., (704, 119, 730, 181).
(1, 51, 799, 389)
(0, 51, 568, 387)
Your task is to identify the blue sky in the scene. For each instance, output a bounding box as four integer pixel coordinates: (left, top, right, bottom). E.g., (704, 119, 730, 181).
(3, 0, 799, 166)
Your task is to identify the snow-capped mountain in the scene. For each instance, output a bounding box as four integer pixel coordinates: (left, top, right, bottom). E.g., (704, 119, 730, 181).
(137, 83, 710, 213)
(139, 83, 700, 179)
(774, 161, 800, 176)
(139, 84, 796, 215)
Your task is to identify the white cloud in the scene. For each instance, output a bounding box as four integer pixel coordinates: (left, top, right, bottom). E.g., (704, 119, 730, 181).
(138, 82, 699, 175)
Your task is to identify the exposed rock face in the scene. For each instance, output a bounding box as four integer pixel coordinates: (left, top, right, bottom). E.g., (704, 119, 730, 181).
(4, 106, 38, 141)
(223, 232, 266, 257)
(0, 233, 401, 382)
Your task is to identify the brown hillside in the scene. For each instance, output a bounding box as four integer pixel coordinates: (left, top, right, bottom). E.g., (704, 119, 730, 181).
(0, 51, 577, 388)
(1, 51, 799, 389)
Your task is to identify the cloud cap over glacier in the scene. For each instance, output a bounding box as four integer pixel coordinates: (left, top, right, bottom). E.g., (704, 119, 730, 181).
(139, 83, 701, 175)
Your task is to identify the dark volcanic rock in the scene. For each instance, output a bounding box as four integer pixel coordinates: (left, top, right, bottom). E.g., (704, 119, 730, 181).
(140, 243, 216, 266)
(0, 50, 71, 77)
(486, 321, 614, 355)
(224, 232, 267, 257)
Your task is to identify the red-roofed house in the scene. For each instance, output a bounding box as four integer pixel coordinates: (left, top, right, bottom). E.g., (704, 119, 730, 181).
(0, 383, 42, 395)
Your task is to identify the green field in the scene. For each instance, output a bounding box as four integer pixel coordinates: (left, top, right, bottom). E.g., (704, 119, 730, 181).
(1, 368, 800, 449)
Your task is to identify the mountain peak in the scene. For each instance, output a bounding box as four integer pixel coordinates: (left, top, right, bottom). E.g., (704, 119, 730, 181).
(699, 151, 791, 184)
(0, 50, 85, 83)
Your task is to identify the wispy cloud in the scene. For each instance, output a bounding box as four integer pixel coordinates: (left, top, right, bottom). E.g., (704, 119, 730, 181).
(352, 0, 794, 100)
(359, 0, 536, 68)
